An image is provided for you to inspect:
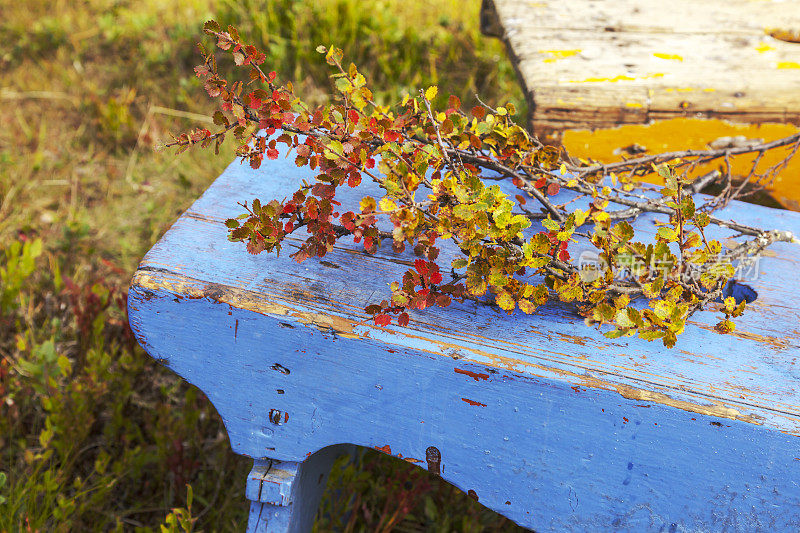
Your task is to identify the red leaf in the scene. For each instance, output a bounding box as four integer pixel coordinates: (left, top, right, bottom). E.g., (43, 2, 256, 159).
(365, 158, 375, 169)
(397, 312, 410, 327)
(383, 130, 401, 142)
(342, 212, 355, 231)
(348, 109, 360, 123)
(266, 148, 279, 160)
(374, 313, 392, 327)
(448, 94, 461, 110)
(268, 71, 277, 81)
(429, 271, 443, 285)
(348, 172, 362, 187)
(436, 294, 452, 308)
(547, 183, 561, 196)
(558, 249, 570, 261)
(534, 176, 547, 189)
(414, 259, 428, 276)
(471, 106, 486, 119)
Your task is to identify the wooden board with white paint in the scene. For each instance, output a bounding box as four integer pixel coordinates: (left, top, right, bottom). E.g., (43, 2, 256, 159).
(481, 0, 800, 133)
(129, 152, 800, 531)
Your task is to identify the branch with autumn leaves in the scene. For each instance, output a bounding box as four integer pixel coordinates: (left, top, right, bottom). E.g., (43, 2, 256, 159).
(166, 21, 800, 347)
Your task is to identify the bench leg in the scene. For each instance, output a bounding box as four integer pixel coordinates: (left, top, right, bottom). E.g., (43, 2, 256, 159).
(245, 444, 356, 533)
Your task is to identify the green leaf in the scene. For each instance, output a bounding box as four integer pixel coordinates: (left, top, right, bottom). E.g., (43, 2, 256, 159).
(203, 20, 221, 33)
(488, 270, 509, 287)
(593, 302, 615, 322)
(526, 256, 552, 269)
(451, 258, 469, 269)
(494, 210, 511, 228)
(681, 196, 696, 218)
(609, 221, 634, 243)
(656, 227, 678, 241)
(694, 212, 711, 228)
(542, 219, 560, 232)
(638, 329, 665, 341)
(212, 110, 228, 126)
(615, 308, 634, 328)
(335, 77, 352, 93)
(453, 203, 475, 220)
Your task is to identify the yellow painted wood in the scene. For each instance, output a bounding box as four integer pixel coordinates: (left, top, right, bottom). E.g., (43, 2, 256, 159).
(562, 118, 800, 210)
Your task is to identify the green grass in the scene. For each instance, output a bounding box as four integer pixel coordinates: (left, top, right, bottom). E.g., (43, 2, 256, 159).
(0, 0, 527, 530)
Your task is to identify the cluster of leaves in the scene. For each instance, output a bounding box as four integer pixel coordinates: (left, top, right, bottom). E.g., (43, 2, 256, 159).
(169, 21, 797, 347)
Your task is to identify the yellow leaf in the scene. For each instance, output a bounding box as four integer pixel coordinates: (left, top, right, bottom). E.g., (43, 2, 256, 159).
(559, 163, 567, 175)
(425, 86, 438, 100)
(359, 196, 376, 212)
(496, 291, 515, 311)
(379, 197, 397, 211)
(518, 298, 538, 314)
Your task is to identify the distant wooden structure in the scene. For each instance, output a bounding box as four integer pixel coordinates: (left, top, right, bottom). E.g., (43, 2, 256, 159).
(480, 0, 800, 135)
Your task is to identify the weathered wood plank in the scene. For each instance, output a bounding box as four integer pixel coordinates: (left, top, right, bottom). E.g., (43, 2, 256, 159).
(129, 154, 800, 530)
(482, 0, 800, 132)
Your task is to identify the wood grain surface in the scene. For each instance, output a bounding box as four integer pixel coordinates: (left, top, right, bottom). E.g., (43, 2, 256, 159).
(482, 0, 800, 132)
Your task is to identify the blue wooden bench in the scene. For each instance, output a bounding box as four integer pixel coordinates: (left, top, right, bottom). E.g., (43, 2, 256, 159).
(128, 148, 800, 531)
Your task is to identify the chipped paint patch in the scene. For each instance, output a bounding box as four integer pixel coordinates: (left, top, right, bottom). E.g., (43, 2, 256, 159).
(455, 367, 490, 381)
(540, 49, 580, 63)
(132, 271, 361, 340)
(653, 53, 683, 61)
(689, 320, 790, 351)
(756, 42, 776, 53)
(462, 397, 487, 407)
(569, 73, 664, 83)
